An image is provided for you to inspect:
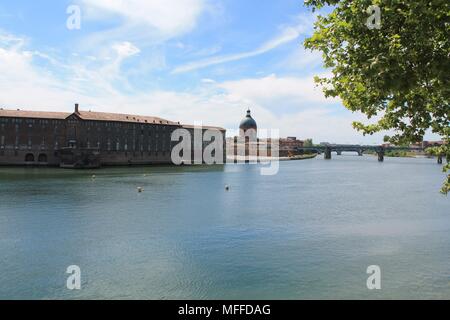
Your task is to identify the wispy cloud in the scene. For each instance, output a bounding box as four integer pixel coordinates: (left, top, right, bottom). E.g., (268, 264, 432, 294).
(172, 13, 315, 74)
(172, 26, 301, 74)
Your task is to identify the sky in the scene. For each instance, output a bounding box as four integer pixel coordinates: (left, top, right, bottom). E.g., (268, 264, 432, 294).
(0, 0, 440, 144)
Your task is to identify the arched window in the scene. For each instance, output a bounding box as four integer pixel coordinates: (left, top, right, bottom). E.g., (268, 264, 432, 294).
(25, 153, 35, 162)
(38, 154, 48, 163)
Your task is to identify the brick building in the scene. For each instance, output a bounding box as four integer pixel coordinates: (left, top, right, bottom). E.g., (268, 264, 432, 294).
(0, 104, 225, 168)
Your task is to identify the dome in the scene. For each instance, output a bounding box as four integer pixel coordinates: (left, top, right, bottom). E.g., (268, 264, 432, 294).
(239, 109, 257, 132)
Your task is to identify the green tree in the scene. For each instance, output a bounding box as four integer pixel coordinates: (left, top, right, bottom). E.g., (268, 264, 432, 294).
(304, 139, 314, 147)
(304, 0, 449, 194)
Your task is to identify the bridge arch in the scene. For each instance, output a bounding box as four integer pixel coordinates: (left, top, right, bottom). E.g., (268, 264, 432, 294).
(38, 153, 48, 163)
(25, 153, 35, 162)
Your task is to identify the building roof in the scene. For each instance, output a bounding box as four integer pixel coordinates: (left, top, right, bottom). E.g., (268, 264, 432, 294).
(239, 109, 257, 131)
(0, 108, 70, 120)
(182, 124, 226, 131)
(0, 108, 182, 125)
(75, 110, 179, 125)
(0, 107, 226, 131)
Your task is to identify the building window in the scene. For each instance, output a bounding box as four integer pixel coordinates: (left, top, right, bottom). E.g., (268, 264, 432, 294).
(25, 153, 35, 162)
(38, 153, 48, 163)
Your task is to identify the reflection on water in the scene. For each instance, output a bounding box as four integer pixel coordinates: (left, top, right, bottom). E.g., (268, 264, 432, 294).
(0, 156, 449, 299)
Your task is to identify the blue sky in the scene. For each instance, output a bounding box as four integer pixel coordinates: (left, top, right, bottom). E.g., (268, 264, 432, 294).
(0, 0, 439, 143)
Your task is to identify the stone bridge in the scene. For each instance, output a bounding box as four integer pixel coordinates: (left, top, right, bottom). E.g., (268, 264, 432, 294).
(294, 145, 440, 163)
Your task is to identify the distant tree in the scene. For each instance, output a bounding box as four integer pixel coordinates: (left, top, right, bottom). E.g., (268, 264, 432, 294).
(304, 139, 314, 147)
(304, 0, 449, 194)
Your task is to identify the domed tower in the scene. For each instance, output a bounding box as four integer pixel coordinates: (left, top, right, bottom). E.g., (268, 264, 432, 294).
(239, 109, 257, 140)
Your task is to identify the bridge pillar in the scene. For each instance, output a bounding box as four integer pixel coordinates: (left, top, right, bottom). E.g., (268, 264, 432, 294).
(336, 150, 342, 156)
(437, 155, 443, 164)
(377, 147, 385, 162)
(358, 149, 363, 156)
(324, 147, 332, 160)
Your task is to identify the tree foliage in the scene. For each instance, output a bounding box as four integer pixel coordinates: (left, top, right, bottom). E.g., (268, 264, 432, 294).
(304, 138, 314, 147)
(304, 0, 449, 193)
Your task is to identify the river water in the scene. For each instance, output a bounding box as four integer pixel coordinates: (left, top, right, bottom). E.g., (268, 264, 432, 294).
(0, 155, 449, 299)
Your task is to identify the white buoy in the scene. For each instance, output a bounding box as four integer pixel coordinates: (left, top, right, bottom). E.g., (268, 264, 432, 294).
(225, 185, 230, 191)
(137, 187, 143, 193)
(92, 175, 96, 180)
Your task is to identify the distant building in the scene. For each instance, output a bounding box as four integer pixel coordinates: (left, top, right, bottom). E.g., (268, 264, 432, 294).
(279, 137, 304, 151)
(239, 109, 257, 141)
(382, 141, 444, 150)
(227, 109, 304, 159)
(0, 104, 225, 167)
(422, 140, 445, 148)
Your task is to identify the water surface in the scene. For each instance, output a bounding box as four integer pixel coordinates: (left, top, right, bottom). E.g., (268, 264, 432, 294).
(0, 155, 449, 299)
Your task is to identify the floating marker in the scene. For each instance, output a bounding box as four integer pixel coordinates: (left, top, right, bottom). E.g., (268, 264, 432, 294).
(137, 187, 144, 193)
(225, 185, 230, 191)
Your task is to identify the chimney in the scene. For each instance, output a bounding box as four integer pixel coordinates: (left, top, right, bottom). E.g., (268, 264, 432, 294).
(75, 103, 79, 114)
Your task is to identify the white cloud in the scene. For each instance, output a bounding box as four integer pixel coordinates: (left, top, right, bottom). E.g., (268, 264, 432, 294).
(80, 0, 206, 38)
(112, 41, 140, 58)
(0, 33, 138, 109)
(0, 32, 25, 48)
(281, 47, 324, 72)
(0, 35, 76, 109)
(219, 73, 338, 107)
(1, 31, 440, 144)
(0, 41, 380, 143)
(201, 78, 216, 84)
(0, 37, 380, 143)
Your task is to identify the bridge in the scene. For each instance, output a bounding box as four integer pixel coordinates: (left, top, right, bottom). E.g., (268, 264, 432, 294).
(294, 144, 444, 163)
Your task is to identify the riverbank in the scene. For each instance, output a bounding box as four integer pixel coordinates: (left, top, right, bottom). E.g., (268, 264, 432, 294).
(365, 150, 420, 158)
(226, 153, 318, 162)
(283, 154, 318, 161)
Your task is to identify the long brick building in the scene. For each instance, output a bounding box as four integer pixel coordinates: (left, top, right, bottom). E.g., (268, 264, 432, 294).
(0, 104, 226, 168)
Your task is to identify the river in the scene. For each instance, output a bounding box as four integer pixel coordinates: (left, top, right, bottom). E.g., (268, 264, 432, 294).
(0, 155, 448, 299)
